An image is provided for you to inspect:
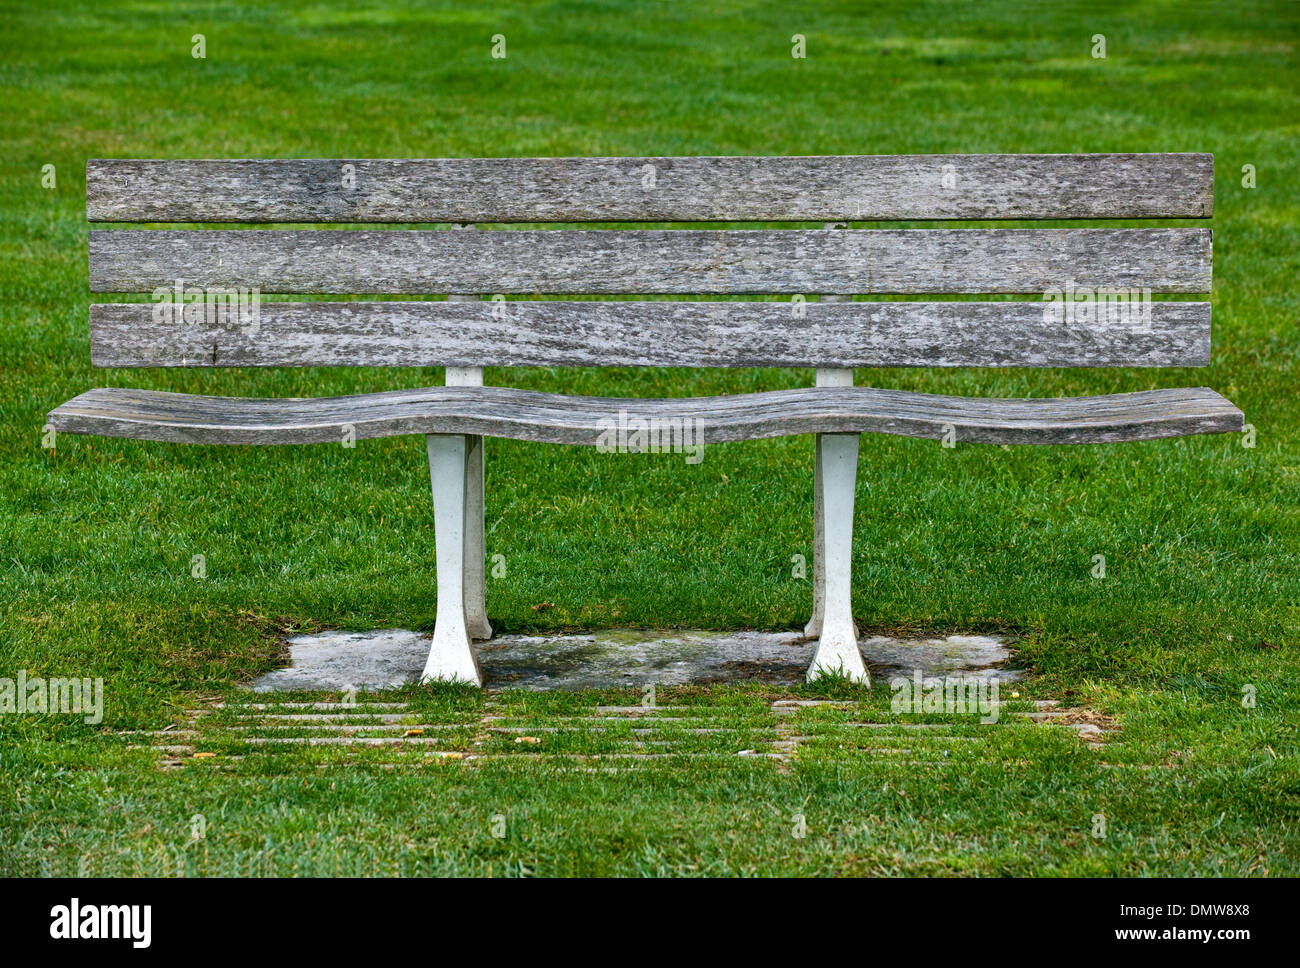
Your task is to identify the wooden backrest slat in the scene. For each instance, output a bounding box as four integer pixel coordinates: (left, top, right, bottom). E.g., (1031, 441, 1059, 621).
(85, 153, 1216, 370)
(86, 154, 1213, 223)
(89, 300, 1212, 369)
(89, 228, 1212, 295)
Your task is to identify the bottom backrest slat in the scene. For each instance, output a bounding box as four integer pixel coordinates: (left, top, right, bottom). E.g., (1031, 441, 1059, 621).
(90, 300, 1210, 369)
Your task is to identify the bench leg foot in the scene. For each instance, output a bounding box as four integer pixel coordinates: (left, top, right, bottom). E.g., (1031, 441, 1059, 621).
(422, 434, 483, 686)
(462, 433, 493, 641)
(804, 434, 860, 641)
(807, 433, 869, 685)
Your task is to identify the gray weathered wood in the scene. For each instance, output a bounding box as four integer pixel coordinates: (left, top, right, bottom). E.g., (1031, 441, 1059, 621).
(86, 155, 1214, 222)
(89, 300, 1213, 369)
(48, 385, 1243, 447)
(89, 228, 1213, 295)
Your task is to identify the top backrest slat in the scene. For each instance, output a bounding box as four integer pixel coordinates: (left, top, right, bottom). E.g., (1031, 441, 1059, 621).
(86, 154, 1213, 223)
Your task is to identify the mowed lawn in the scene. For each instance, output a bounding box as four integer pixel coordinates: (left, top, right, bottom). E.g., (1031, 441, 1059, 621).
(1, 0, 1297, 876)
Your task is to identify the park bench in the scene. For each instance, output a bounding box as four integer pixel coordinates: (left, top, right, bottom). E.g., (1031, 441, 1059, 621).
(51, 154, 1242, 687)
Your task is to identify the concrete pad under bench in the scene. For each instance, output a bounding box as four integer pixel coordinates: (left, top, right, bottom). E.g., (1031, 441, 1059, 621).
(248, 629, 1021, 693)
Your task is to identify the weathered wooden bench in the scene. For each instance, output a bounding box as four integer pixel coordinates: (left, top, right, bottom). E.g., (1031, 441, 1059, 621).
(51, 154, 1242, 687)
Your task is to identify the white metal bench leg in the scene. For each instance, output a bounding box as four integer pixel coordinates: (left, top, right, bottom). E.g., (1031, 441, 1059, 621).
(807, 432, 868, 684)
(459, 431, 492, 641)
(422, 433, 483, 686)
(804, 354, 858, 639)
(805, 433, 827, 637)
(446, 291, 493, 642)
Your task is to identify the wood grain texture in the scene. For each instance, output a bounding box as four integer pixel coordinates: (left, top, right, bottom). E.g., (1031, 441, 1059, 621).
(85, 155, 1214, 222)
(48, 385, 1243, 447)
(89, 300, 1213, 369)
(89, 228, 1213, 295)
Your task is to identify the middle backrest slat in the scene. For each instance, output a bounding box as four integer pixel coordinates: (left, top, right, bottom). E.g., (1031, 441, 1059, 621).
(90, 228, 1212, 295)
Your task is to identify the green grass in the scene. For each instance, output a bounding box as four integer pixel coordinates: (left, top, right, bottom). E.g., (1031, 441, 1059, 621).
(1, 0, 1297, 876)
